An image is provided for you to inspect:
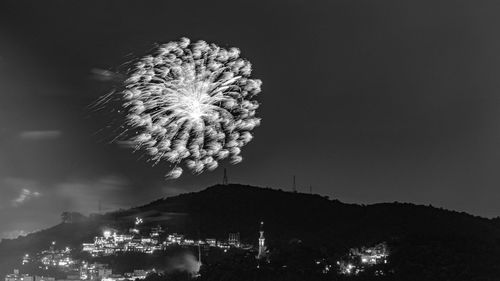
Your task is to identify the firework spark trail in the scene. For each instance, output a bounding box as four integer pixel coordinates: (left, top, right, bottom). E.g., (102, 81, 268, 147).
(98, 38, 262, 179)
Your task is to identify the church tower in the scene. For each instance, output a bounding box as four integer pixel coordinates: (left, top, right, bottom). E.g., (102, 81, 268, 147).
(257, 221, 266, 259)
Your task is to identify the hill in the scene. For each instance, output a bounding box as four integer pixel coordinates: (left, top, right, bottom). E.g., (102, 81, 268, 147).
(1, 184, 500, 280)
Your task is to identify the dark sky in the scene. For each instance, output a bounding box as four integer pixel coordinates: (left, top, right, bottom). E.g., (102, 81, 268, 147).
(1, 0, 500, 238)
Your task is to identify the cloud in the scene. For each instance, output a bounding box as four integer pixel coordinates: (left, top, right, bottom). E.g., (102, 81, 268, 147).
(0, 178, 41, 208)
(12, 188, 41, 207)
(54, 175, 132, 214)
(0, 174, 166, 238)
(19, 130, 62, 140)
(0, 175, 132, 239)
(0, 229, 28, 240)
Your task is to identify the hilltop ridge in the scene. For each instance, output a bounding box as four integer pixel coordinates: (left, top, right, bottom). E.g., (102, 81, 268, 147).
(1, 184, 500, 280)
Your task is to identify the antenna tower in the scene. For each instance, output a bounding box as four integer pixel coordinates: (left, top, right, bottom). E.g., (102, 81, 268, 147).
(222, 168, 229, 185)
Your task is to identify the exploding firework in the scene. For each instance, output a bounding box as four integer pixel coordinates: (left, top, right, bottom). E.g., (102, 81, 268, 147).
(97, 38, 262, 179)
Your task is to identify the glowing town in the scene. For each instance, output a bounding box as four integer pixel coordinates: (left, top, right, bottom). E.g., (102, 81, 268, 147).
(4, 218, 389, 281)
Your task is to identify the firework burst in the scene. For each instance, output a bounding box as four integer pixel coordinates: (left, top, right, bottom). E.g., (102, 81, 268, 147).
(98, 38, 262, 179)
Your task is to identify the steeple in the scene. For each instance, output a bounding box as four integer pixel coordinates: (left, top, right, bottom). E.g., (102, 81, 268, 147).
(257, 221, 266, 260)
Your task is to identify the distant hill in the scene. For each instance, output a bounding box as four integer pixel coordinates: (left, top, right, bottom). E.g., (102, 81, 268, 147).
(1, 184, 500, 280)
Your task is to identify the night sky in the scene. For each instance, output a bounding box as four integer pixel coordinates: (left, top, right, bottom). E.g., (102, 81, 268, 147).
(1, 0, 500, 238)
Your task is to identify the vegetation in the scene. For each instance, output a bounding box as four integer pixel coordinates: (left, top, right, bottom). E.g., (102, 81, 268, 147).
(1, 184, 499, 280)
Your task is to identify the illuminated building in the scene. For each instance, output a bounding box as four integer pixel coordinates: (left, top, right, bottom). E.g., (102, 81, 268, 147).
(113, 234, 133, 243)
(140, 237, 152, 244)
(83, 226, 167, 256)
(129, 270, 148, 280)
(79, 263, 109, 280)
(37, 244, 75, 270)
(5, 272, 55, 281)
(166, 233, 184, 245)
(338, 242, 389, 276)
(356, 243, 389, 265)
(216, 241, 230, 249)
(206, 239, 216, 247)
(5, 270, 33, 281)
(256, 221, 267, 260)
(183, 239, 195, 245)
(150, 226, 163, 238)
(80, 219, 252, 257)
(338, 261, 357, 275)
(228, 233, 240, 248)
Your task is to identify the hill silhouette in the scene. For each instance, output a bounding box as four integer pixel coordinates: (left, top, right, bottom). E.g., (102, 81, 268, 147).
(1, 184, 500, 280)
